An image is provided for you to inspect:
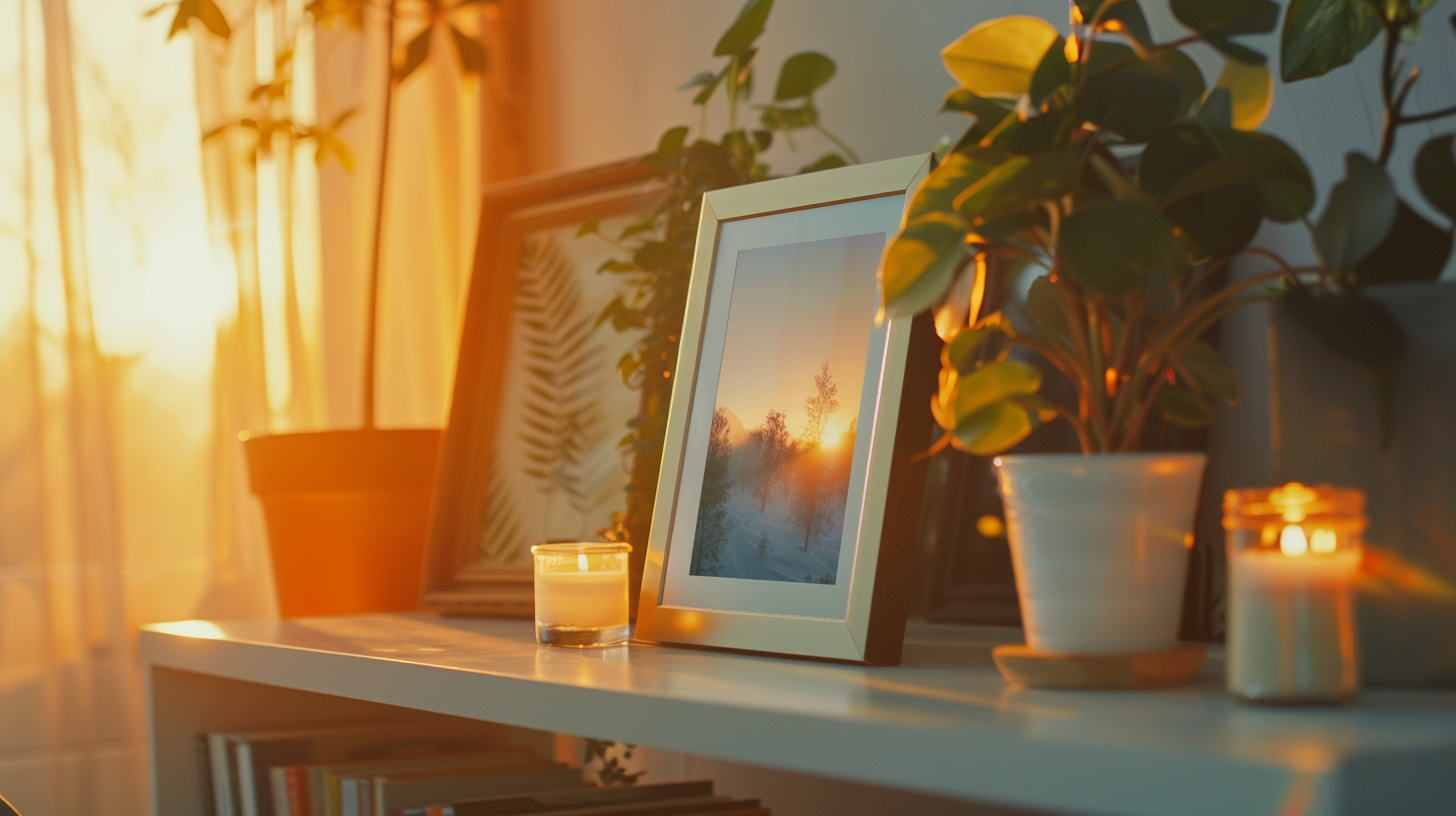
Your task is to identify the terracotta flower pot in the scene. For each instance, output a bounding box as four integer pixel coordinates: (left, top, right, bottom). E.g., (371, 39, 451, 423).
(994, 452, 1207, 654)
(243, 428, 442, 617)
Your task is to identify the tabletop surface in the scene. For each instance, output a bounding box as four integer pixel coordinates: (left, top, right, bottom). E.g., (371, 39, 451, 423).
(140, 614, 1456, 816)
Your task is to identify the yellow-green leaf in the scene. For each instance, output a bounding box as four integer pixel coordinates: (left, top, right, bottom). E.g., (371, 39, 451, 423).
(952, 400, 1034, 455)
(941, 16, 1061, 98)
(955, 360, 1042, 419)
(880, 212, 969, 319)
(1214, 58, 1272, 130)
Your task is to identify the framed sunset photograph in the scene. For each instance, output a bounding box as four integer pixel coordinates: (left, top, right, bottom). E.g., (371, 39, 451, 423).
(635, 155, 939, 664)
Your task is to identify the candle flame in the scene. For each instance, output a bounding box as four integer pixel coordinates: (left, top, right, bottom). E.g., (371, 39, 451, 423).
(1280, 524, 1309, 556)
(1311, 529, 1337, 554)
(578, 553, 589, 572)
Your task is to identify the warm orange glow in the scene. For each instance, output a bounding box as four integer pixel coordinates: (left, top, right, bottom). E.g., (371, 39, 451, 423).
(976, 515, 1005, 538)
(1064, 34, 1080, 63)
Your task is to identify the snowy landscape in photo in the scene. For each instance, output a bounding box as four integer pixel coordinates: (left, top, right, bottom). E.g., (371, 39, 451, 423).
(688, 232, 884, 584)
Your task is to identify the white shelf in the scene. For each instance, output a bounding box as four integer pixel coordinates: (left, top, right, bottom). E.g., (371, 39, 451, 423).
(140, 614, 1456, 816)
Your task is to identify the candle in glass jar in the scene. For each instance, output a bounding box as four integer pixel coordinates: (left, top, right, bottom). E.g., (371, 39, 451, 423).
(531, 543, 630, 647)
(1224, 483, 1365, 704)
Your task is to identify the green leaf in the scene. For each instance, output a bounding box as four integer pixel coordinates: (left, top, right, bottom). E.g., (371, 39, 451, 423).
(991, 106, 1076, 155)
(1156, 386, 1216, 426)
(450, 25, 487, 74)
(940, 89, 1016, 126)
(576, 219, 600, 238)
(657, 125, 690, 156)
(1059, 200, 1181, 294)
(679, 71, 718, 90)
(1314, 152, 1397, 273)
(1028, 36, 1069, 106)
(881, 213, 969, 318)
(908, 150, 997, 221)
(1160, 127, 1314, 222)
(1140, 124, 1263, 260)
(1280, 0, 1382, 82)
(1351, 199, 1454, 284)
(952, 400, 1035, 455)
(957, 360, 1042, 416)
(800, 153, 848, 174)
(774, 52, 835, 100)
(692, 68, 727, 105)
(1076, 48, 1204, 142)
(942, 321, 1013, 373)
(714, 0, 773, 57)
(1197, 87, 1234, 128)
(941, 16, 1061, 98)
(955, 146, 1083, 223)
(1415, 135, 1456, 220)
(1171, 0, 1278, 64)
(1006, 392, 1061, 423)
(760, 104, 818, 131)
(1079, 0, 1155, 48)
(1025, 275, 1075, 353)
(1179, 339, 1239, 401)
(396, 27, 432, 82)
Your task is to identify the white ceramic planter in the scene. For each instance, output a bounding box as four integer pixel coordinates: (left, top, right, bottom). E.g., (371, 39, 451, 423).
(994, 452, 1207, 654)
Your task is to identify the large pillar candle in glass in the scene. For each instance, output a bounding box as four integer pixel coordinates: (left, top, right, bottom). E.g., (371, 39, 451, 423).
(531, 543, 631, 647)
(1223, 483, 1365, 704)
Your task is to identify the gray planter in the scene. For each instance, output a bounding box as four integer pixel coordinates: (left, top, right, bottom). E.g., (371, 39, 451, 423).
(1270, 281, 1456, 686)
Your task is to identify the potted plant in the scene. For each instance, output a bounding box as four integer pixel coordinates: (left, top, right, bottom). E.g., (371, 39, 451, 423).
(1268, 0, 1456, 684)
(162, 0, 487, 615)
(878, 0, 1329, 654)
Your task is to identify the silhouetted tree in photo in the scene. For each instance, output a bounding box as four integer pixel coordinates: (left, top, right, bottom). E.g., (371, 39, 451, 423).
(749, 409, 791, 512)
(691, 407, 735, 574)
(800, 361, 839, 445)
(788, 446, 836, 552)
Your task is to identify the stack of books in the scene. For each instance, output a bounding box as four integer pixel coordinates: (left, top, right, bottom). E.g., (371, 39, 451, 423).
(201, 720, 576, 816)
(408, 779, 767, 816)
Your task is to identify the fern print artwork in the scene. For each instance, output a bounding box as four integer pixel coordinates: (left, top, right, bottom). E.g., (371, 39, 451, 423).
(483, 221, 645, 564)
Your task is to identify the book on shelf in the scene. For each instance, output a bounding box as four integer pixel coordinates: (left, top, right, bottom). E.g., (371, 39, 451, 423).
(336, 759, 583, 816)
(203, 719, 534, 816)
(286, 749, 572, 816)
(409, 779, 769, 816)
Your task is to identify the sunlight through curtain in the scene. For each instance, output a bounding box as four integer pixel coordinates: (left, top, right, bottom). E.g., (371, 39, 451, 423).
(0, 0, 498, 811)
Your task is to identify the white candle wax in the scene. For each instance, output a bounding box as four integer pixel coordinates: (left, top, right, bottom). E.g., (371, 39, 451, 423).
(1227, 549, 1359, 701)
(534, 568, 629, 630)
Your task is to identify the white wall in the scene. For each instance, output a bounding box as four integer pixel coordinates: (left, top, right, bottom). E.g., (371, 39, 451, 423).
(525, 0, 1456, 488)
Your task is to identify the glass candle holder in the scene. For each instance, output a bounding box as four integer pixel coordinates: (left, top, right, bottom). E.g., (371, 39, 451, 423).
(1223, 483, 1366, 704)
(530, 542, 631, 647)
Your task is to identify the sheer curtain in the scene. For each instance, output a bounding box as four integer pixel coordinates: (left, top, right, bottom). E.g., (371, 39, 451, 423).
(0, 0, 506, 812)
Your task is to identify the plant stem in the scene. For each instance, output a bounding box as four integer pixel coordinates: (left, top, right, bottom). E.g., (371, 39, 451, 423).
(1399, 103, 1456, 125)
(813, 124, 861, 164)
(361, 0, 397, 429)
(1377, 20, 1401, 166)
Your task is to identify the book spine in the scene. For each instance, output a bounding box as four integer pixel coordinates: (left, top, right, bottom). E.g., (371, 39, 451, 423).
(287, 767, 311, 816)
(340, 777, 356, 816)
(197, 735, 218, 816)
(208, 734, 235, 816)
(270, 766, 291, 816)
(237, 742, 259, 816)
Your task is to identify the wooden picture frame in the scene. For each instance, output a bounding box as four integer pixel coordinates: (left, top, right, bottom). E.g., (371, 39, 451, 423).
(422, 160, 657, 616)
(634, 155, 938, 664)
